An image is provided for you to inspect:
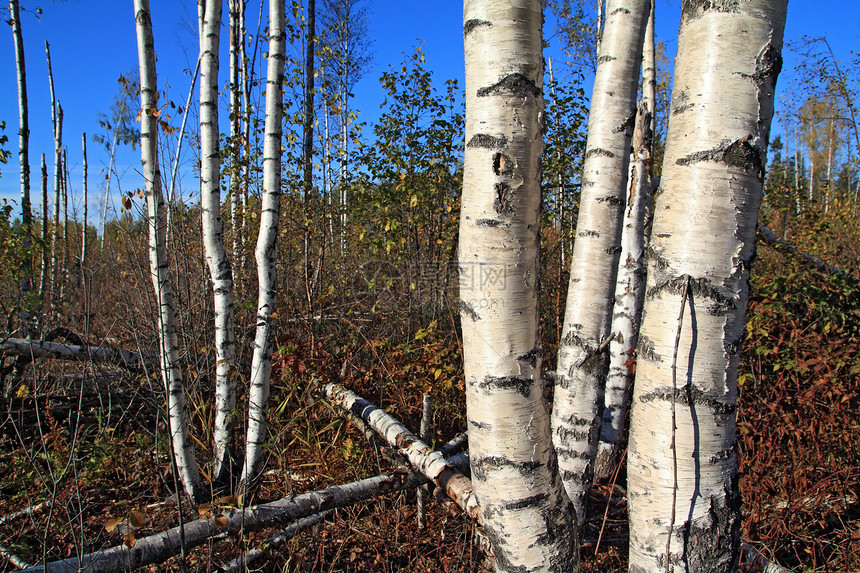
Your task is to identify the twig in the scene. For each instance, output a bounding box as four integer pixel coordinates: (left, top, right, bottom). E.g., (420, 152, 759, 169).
(666, 275, 691, 573)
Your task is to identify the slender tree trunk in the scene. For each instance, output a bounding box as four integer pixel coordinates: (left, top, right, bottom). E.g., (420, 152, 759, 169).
(81, 133, 87, 273)
(547, 56, 567, 270)
(228, 0, 244, 272)
(302, 0, 316, 310)
(198, 0, 239, 488)
(39, 154, 48, 301)
(100, 122, 119, 250)
(241, 0, 286, 491)
(239, 2, 253, 279)
(551, 0, 650, 522)
(460, 2, 577, 571)
(626, 1, 786, 570)
(134, 0, 203, 503)
(642, 0, 656, 137)
(594, 100, 652, 481)
(62, 147, 69, 288)
(10, 0, 32, 335)
(50, 104, 62, 308)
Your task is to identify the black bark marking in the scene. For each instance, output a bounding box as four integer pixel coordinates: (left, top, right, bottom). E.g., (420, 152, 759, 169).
(646, 275, 738, 316)
(637, 335, 659, 361)
(611, 7, 631, 15)
(477, 73, 540, 98)
(605, 245, 623, 255)
(471, 456, 542, 482)
(596, 194, 624, 207)
(612, 111, 637, 135)
(517, 348, 542, 368)
(499, 492, 550, 511)
(598, 55, 617, 64)
(586, 147, 615, 159)
(468, 418, 492, 431)
(638, 384, 736, 416)
(681, 0, 740, 18)
(473, 375, 535, 398)
(467, 133, 507, 149)
(676, 137, 764, 177)
(476, 218, 502, 228)
(578, 229, 599, 238)
(458, 300, 480, 321)
(681, 481, 742, 573)
(463, 19, 491, 36)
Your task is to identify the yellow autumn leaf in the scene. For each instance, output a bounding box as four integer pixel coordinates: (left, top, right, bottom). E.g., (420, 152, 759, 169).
(104, 516, 124, 533)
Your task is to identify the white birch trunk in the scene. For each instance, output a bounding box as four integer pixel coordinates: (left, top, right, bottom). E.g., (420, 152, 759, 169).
(81, 133, 87, 271)
(551, 0, 649, 522)
(461, 2, 577, 570)
(627, 1, 787, 571)
(594, 1, 656, 481)
(228, 0, 243, 269)
(240, 0, 286, 490)
(134, 0, 203, 503)
(198, 0, 239, 488)
(40, 154, 48, 298)
(594, 100, 651, 481)
(10, 0, 32, 335)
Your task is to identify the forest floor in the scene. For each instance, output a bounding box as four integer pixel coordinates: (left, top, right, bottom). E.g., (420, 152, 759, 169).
(0, 246, 858, 572)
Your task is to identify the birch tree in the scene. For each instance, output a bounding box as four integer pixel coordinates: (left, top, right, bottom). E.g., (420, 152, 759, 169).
(594, 0, 655, 481)
(10, 0, 32, 334)
(198, 0, 239, 488)
(460, 1, 577, 570)
(550, 0, 649, 521)
(228, 0, 245, 270)
(241, 0, 286, 490)
(627, 1, 787, 570)
(134, 0, 203, 503)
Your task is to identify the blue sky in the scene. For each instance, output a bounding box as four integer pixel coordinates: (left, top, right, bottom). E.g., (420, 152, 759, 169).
(1, 0, 858, 228)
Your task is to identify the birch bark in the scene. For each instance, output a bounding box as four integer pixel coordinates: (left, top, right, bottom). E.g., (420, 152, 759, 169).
(10, 0, 32, 334)
(551, 0, 649, 522)
(460, 2, 577, 570)
(228, 0, 244, 271)
(594, 100, 651, 480)
(198, 0, 239, 488)
(594, 0, 656, 480)
(627, 1, 787, 571)
(241, 0, 286, 490)
(134, 0, 203, 503)
(81, 133, 87, 272)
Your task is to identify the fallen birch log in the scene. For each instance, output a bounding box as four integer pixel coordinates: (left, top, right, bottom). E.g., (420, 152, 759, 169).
(324, 382, 480, 521)
(218, 510, 334, 573)
(17, 471, 423, 573)
(758, 226, 854, 280)
(0, 338, 155, 371)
